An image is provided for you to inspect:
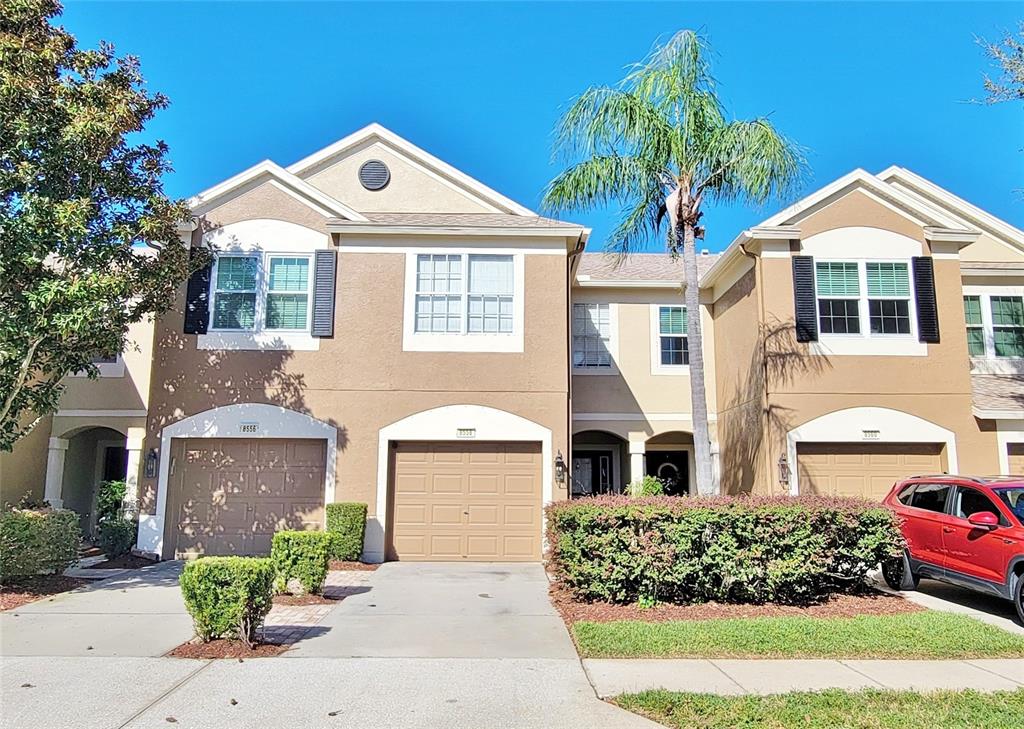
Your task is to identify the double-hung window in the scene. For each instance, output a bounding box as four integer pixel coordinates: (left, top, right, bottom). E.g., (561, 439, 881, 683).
(815, 261, 913, 337)
(963, 293, 1024, 358)
(658, 306, 689, 365)
(210, 253, 312, 333)
(413, 253, 514, 335)
(572, 303, 612, 368)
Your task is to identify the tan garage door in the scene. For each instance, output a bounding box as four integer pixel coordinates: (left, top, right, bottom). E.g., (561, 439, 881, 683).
(390, 441, 542, 562)
(797, 443, 944, 500)
(1009, 444, 1024, 474)
(165, 438, 326, 559)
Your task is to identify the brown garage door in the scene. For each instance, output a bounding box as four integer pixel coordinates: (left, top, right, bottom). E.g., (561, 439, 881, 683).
(797, 443, 944, 500)
(390, 441, 542, 562)
(1009, 444, 1024, 474)
(164, 438, 326, 559)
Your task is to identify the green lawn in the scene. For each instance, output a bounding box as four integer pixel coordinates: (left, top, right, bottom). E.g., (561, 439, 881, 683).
(614, 689, 1024, 729)
(573, 611, 1024, 659)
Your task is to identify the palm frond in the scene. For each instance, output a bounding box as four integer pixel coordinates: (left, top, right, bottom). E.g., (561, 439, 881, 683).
(696, 118, 806, 205)
(551, 87, 673, 166)
(541, 155, 663, 213)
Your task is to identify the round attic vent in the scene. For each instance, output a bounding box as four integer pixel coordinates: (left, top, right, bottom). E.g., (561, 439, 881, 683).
(358, 159, 390, 191)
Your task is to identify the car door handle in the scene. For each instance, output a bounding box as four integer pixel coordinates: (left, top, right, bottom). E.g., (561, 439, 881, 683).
(1003, 538, 1016, 545)
(942, 527, 955, 533)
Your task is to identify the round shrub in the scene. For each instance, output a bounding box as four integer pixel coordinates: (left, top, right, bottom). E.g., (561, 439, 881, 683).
(325, 502, 367, 561)
(97, 517, 137, 558)
(546, 495, 905, 606)
(271, 530, 330, 595)
(0, 508, 81, 583)
(180, 557, 274, 646)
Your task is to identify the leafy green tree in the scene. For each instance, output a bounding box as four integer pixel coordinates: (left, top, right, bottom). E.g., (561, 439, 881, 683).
(0, 0, 196, 450)
(544, 30, 804, 493)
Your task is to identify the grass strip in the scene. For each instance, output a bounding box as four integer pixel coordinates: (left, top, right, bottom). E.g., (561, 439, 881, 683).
(574, 611, 1024, 659)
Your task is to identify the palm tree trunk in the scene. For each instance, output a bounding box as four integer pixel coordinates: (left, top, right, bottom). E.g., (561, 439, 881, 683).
(679, 220, 715, 494)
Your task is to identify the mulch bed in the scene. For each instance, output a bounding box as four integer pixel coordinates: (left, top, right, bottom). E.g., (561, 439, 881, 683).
(329, 560, 378, 571)
(272, 593, 338, 606)
(1, 575, 90, 612)
(167, 639, 289, 659)
(85, 554, 155, 570)
(550, 584, 925, 625)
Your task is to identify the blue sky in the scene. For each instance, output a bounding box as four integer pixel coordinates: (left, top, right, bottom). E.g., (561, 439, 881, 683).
(62, 1, 1022, 252)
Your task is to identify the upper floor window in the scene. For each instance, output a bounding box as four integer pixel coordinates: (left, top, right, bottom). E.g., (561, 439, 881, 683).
(963, 293, 1024, 359)
(210, 254, 312, 332)
(658, 306, 689, 365)
(815, 260, 913, 337)
(413, 254, 513, 335)
(573, 303, 612, 368)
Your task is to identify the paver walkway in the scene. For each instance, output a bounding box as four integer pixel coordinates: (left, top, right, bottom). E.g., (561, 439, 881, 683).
(585, 657, 1024, 697)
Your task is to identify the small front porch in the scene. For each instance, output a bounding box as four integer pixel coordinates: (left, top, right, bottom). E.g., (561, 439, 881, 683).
(571, 429, 695, 496)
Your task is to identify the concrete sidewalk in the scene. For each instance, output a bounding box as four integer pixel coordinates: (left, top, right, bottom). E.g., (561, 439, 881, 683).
(584, 658, 1024, 697)
(0, 561, 192, 657)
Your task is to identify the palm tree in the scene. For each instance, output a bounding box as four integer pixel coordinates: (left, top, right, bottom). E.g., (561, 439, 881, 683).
(544, 30, 804, 495)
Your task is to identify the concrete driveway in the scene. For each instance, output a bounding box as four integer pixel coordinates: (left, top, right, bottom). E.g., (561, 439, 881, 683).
(0, 561, 193, 657)
(288, 561, 578, 658)
(2, 561, 659, 728)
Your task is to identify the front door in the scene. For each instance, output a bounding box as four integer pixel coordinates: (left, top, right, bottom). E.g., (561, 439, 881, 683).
(645, 451, 689, 496)
(572, 450, 613, 496)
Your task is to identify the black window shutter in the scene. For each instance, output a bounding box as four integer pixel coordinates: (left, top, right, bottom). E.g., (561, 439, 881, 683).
(311, 249, 337, 337)
(913, 256, 939, 343)
(183, 249, 211, 335)
(792, 255, 818, 342)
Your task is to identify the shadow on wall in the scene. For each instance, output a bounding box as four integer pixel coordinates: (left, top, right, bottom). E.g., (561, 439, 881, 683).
(719, 315, 831, 495)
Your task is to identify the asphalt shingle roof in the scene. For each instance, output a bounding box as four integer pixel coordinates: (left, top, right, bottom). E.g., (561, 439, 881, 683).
(972, 374, 1024, 413)
(577, 251, 721, 281)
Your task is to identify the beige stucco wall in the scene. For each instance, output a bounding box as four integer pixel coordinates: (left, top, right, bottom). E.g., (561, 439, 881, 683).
(57, 318, 155, 412)
(141, 181, 571, 555)
(711, 188, 1006, 494)
(961, 232, 1022, 263)
(0, 416, 51, 506)
(302, 140, 494, 214)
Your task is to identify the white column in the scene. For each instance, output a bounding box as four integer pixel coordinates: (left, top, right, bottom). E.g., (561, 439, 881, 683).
(123, 427, 146, 518)
(628, 441, 646, 485)
(43, 437, 68, 509)
(707, 440, 722, 496)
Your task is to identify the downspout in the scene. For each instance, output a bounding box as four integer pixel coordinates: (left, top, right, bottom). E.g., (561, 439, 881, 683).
(565, 232, 587, 500)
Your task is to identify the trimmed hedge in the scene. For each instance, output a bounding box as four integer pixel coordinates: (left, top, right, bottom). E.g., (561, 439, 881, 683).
(180, 557, 274, 646)
(0, 508, 80, 583)
(271, 531, 330, 594)
(547, 495, 905, 605)
(325, 502, 366, 561)
(97, 517, 137, 558)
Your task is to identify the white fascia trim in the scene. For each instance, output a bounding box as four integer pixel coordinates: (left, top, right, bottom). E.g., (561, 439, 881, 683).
(975, 407, 1024, 421)
(328, 223, 580, 239)
(55, 409, 149, 418)
(402, 251, 525, 353)
(285, 123, 536, 216)
(371, 404, 553, 563)
(879, 166, 1024, 251)
(785, 406, 958, 495)
(137, 403, 338, 558)
(575, 279, 683, 289)
(332, 234, 571, 253)
(188, 160, 367, 222)
(760, 169, 964, 230)
(961, 266, 1024, 278)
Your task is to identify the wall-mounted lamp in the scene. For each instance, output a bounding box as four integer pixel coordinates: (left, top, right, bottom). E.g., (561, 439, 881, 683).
(144, 448, 159, 479)
(777, 453, 791, 486)
(554, 451, 567, 484)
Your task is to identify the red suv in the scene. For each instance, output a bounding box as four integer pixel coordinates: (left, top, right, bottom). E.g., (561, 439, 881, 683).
(882, 475, 1024, 622)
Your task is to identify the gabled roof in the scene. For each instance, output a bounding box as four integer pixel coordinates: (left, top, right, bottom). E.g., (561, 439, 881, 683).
(188, 160, 366, 221)
(878, 166, 1024, 252)
(286, 122, 536, 217)
(759, 168, 966, 230)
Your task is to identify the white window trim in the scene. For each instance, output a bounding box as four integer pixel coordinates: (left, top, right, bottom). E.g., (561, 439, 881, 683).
(964, 285, 1024, 374)
(199, 251, 317, 351)
(650, 304, 690, 376)
(810, 257, 926, 357)
(572, 302, 619, 375)
(402, 250, 524, 353)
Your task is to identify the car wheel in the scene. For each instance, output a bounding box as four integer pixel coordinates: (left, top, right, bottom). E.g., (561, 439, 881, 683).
(1014, 574, 1024, 625)
(882, 551, 919, 591)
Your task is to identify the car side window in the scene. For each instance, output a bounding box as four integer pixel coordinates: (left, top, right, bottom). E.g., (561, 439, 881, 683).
(953, 487, 1008, 526)
(896, 484, 916, 505)
(908, 483, 951, 513)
